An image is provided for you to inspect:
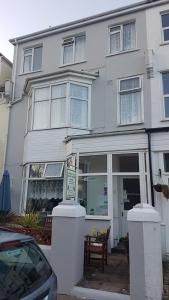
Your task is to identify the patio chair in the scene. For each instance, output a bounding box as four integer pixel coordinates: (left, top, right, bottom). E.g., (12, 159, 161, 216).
(84, 226, 111, 272)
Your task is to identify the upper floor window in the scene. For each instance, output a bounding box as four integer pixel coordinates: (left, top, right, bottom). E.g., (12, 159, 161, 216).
(109, 22, 136, 54)
(162, 72, 169, 118)
(119, 76, 142, 125)
(161, 13, 169, 43)
(23, 46, 42, 73)
(62, 35, 85, 65)
(30, 81, 89, 130)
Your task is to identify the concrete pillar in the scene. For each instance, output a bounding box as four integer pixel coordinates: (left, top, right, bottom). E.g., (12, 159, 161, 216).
(51, 204, 86, 294)
(127, 203, 163, 300)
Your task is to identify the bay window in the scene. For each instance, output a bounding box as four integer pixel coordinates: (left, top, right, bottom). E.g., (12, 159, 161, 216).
(31, 81, 90, 130)
(119, 76, 142, 125)
(162, 72, 169, 118)
(109, 22, 136, 54)
(63, 34, 85, 65)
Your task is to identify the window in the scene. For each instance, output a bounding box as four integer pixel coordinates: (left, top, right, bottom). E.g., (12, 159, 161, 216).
(23, 162, 64, 213)
(109, 22, 136, 54)
(32, 82, 89, 130)
(164, 153, 169, 172)
(63, 35, 85, 65)
(23, 46, 42, 73)
(161, 13, 169, 42)
(119, 76, 142, 125)
(78, 155, 108, 216)
(162, 72, 169, 118)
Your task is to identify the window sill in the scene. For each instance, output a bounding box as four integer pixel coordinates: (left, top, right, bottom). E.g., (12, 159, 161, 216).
(117, 121, 144, 127)
(160, 118, 169, 122)
(106, 48, 140, 58)
(160, 41, 169, 47)
(85, 215, 111, 221)
(59, 60, 87, 68)
(19, 70, 42, 76)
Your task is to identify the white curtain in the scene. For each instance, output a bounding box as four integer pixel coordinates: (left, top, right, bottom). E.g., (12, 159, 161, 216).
(120, 92, 141, 124)
(123, 22, 135, 51)
(33, 46, 42, 71)
(27, 180, 63, 200)
(75, 35, 85, 62)
(52, 84, 66, 98)
(33, 101, 49, 129)
(35, 87, 49, 101)
(110, 32, 121, 53)
(120, 77, 139, 91)
(70, 99, 88, 128)
(23, 55, 32, 73)
(63, 44, 73, 64)
(51, 98, 66, 127)
(70, 83, 88, 99)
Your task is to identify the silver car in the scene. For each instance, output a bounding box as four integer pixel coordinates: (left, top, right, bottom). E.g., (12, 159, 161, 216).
(0, 230, 57, 300)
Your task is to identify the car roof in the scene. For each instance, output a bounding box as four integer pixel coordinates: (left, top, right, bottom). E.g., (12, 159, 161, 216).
(0, 230, 33, 244)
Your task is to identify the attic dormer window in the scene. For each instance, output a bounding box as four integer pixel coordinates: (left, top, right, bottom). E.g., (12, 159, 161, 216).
(62, 34, 85, 65)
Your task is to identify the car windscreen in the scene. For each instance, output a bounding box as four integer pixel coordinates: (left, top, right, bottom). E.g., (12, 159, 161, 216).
(0, 240, 52, 300)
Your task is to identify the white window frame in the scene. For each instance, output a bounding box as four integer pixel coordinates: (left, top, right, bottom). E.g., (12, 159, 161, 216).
(22, 45, 42, 74)
(31, 80, 91, 130)
(117, 75, 143, 126)
(109, 21, 136, 54)
(161, 71, 169, 120)
(161, 12, 169, 43)
(44, 162, 64, 178)
(62, 34, 86, 66)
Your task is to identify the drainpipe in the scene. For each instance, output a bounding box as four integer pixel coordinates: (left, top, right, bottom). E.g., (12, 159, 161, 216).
(146, 130, 155, 207)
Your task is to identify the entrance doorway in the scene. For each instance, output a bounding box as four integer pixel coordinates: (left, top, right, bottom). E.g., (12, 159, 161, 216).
(119, 177, 140, 237)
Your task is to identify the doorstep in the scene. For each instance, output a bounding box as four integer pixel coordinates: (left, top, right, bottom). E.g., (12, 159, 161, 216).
(71, 287, 130, 300)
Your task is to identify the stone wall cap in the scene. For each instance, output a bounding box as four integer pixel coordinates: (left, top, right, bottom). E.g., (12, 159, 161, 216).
(127, 203, 161, 222)
(52, 204, 86, 218)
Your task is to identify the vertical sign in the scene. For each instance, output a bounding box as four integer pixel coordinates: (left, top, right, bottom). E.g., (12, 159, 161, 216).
(66, 155, 76, 201)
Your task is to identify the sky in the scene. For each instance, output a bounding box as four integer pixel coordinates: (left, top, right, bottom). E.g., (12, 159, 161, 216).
(0, 0, 142, 62)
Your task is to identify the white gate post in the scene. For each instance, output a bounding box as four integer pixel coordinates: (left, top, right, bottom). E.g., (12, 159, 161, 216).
(127, 203, 163, 300)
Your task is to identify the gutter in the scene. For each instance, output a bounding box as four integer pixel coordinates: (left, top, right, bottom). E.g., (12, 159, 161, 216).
(9, 0, 167, 45)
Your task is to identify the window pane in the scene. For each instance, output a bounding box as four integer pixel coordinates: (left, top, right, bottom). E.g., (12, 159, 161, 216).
(164, 29, 169, 41)
(163, 73, 169, 95)
(29, 164, 45, 178)
(162, 14, 169, 28)
(51, 84, 66, 99)
(27, 180, 63, 213)
(75, 35, 85, 62)
(110, 26, 121, 33)
(120, 92, 141, 124)
(120, 77, 140, 91)
(24, 49, 32, 55)
(112, 154, 139, 172)
(79, 155, 107, 173)
(44, 163, 64, 177)
(164, 97, 169, 118)
(70, 98, 88, 128)
(63, 45, 73, 64)
(78, 176, 108, 216)
(70, 84, 88, 99)
(23, 55, 32, 73)
(110, 32, 121, 53)
(164, 153, 169, 172)
(34, 87, 49, 101)
(33, 101, 49, 129)
(123, 22, 135, 50)
(51, 98, 66, 127)
(33, 46, 42, 71)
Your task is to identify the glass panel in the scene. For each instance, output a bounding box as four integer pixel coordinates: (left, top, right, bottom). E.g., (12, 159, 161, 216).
(164, 29, 169, 41)
(162, 13, 169, 28)
(33, 46, 42, 71)
(110, 32, 121, 53)
(164, 153, 169, 172)
(112, 154, 139, 172)
(23, 55, 32, 73)
(63, 44, 73, 64)
(78, 176, 108, 216)
(51, 84, 66, 99)
(110, 26, 121, 33)
(164, 97, 169, 118)
(79, 155, 107, 173)
(34, 87, 49, 101)
(51, 98, 66, 127)
(162, 73, 169, 95)
(70, 84, 88, 99)
(70, 98, 88, 128)
(27, 179, 63, 213)
(44, 163, 64, 177)
(120, 92, 141, 124)
(123, 178, 140, 210)
(24, 48, 32, 55)
(120, 77, 140, 91)
(29, 164, 45, 178)
(123, 22, 135, 50)
(0, 241, 52, 299)
(75, 35, 85, 62)
(33, 101, 49, 129)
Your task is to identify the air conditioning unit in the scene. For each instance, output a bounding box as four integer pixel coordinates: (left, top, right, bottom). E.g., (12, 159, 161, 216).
(5, 80, 13, 101)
